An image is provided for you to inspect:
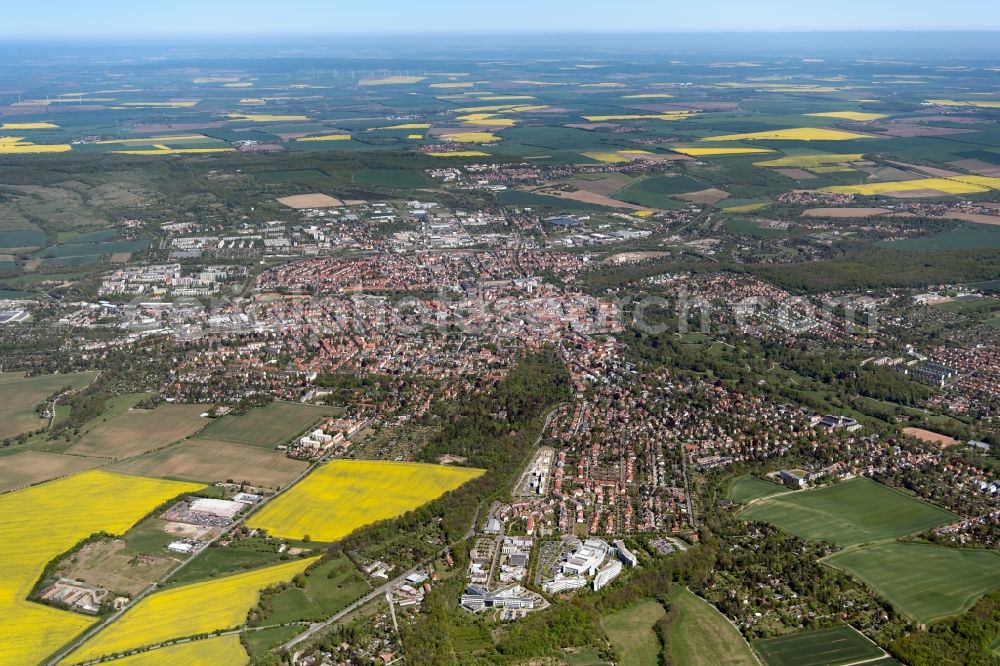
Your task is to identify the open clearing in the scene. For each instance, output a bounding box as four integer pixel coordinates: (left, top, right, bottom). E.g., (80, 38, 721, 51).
(739, 477, 956, 546)
(193, 401, 337, 448)
(56, 538, 179, 596)
(247, 460, 484, 541)
(89, 635, 248, 666)
(902, 427, 959, 448)
(0, 450, 99, 493)
(667, 588, 757, 666)
(752, 625, 885, 666)
(726, 475, 787, 503)
(277, 193, 344, 209)
(0, 471, 201, 666)
(109, 439, 308, 489)
(824, 542, 1000, 625)
(601, 599, 666, 666)
(0, 370, 98, 440)
(66, 557, 317, 663)
(66, 404, 208, 459)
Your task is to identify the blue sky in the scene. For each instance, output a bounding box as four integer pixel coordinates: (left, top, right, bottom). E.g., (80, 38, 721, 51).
(5, 0, 1000, 36)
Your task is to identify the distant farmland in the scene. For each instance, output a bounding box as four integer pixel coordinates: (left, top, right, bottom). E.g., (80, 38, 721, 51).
(739, 477, 955, 546)
(0, 371, 98, 440)
(66, 404, 209, 459)
(194, 401, 338, 448)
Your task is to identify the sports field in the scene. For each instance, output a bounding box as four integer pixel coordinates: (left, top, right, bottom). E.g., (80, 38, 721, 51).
(726, 475, 787, 503)
(666, 588, 757, 666)
(92, 635, 248, 666)
(823, 542, 1000, 624)
(0, 450, 99, 493)
(601, 599, 666, 666)
(0, 370, 98, 440)
(739, 477, 956, 546)
(66, 557, 317, 663)
(109, 439, 309, 488)
(193, 401, 336, 448)
(247, 460, 485, 541)
(66, 404, 208, 459)
(752, 625, 885, 666)
(0, 471, 201, 666)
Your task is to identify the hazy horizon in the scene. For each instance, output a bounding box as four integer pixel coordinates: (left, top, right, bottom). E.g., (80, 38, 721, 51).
(5, 0, 1000, 38)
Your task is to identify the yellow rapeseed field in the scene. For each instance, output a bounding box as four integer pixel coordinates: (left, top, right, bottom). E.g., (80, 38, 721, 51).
(296, 134, 352, 142)
(584, 152, 631, 164)
(822, 176, 1000, 196)
(408, 134, 424, 139)
(427, 151, 492, 157)
(672, 147, 775, 156)
(0, 471, 201, 666)
(247, 460, 485, 541)
(239, 98, 266, 105)
(226, 113, 309, 122)
(67, 558, 317, 663)
(94, 635, 248, 666)
(702, 127, 872, 141)
(0, 136, 71, 154)
(622, 94, 674, 99)
(457, 114, 518, 127)
(583, 112, 696, 122)
(441, 132, 500, 143)
(806, 111, 888, 121)
(0, 122, 60, 129)
(928, 99, 1000, 109)
(754, 153, 865, 168)
(429, 82, 475, 89)
(583, 149, 654, 163)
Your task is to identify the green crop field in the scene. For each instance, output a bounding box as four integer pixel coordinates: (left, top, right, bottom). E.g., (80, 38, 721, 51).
(739, 477, 956, 546)
(726, 475, 788, 503)
(258, 555, 371, 624)
(243, 626, 305, 661)
(601, 599, 667, 666)
(823, 542, 1000, 625)
(752, 625, 885, 666)
(666, 588, 757, 666)
(0, 371, 98, 441)
(612, 175, 706, 207)
(193, 401, 338, 448)
(890, 225, 1000, 251)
